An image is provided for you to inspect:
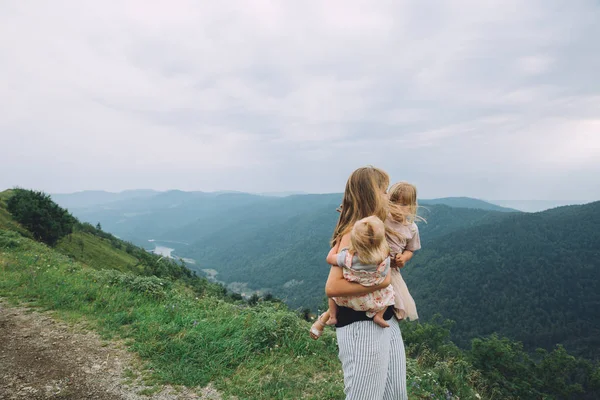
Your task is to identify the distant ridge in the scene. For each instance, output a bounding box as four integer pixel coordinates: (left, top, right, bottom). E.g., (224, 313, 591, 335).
(50, 189, 159, 209)
(420, 197, 519, 213)
(51, 190, 520, 213)
(257, 191, 309, 197)
(489, 199, 593, 212)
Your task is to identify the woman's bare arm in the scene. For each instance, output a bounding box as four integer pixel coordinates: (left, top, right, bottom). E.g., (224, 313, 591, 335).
(324, 233, 392, 297)
(325, 267, 392, 297)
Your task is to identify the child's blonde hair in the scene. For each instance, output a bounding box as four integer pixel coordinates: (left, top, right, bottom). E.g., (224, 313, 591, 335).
(388, 182, 423, 225)
(349, 216, 390, 265)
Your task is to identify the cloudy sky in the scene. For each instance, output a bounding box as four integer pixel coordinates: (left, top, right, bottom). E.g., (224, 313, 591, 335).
(1, 1, 599, 200)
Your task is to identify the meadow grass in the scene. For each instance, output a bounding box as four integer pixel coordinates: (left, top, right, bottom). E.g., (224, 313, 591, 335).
(0, 229, 345, 399)
(55, 231, 140, 272)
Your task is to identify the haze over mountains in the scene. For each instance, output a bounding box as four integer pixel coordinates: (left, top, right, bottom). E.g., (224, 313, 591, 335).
(51, 190, 590, 213)
(489, 199, 593, 212)
(48, 189, 600, 360)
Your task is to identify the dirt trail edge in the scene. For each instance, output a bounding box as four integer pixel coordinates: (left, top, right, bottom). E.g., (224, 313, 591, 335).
(0, 300, 221, 400)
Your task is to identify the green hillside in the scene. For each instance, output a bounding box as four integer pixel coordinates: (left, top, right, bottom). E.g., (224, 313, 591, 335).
(0, 230, 347, 399)
(2, 188, 600, 399)
(0, 189, 348, 398)
(50, 189, 600, 363)
(404, 201, 600, 359)
(55, 231, 141, 272)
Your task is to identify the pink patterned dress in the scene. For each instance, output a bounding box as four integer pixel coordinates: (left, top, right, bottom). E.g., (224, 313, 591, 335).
(333, 249, 395, 317)
(385, 219, 421, 320)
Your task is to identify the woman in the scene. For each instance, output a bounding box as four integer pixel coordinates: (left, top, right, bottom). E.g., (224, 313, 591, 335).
(325, 166, 407, 400)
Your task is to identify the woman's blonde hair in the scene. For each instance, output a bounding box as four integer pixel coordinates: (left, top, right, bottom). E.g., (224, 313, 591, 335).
(331, 166, 390, 247)
(388, 181, 423, 225)
(349, 216, 390, 265)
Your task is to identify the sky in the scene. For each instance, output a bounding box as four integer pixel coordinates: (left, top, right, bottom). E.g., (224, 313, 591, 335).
(1, 1, 599, 201)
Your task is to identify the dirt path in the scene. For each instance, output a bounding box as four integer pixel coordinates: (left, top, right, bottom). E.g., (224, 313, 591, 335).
(0, 300, 221, 400)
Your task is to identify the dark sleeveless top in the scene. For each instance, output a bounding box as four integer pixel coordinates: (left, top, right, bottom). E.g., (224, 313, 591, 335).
(335, 305, 395, 328)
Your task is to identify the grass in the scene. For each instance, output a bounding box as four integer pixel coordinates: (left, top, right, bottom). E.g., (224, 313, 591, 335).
(0, 229, 345, 399)
(0, 227, 481, 399)
(56, 231, 140, 272)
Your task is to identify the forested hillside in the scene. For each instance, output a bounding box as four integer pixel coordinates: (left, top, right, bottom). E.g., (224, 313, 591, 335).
(404, 201, 600, 359)
(176, 203, 515, 310)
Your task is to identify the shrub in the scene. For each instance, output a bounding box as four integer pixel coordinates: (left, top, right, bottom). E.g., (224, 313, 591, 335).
(0, 230, 23, 249)
(97, 270, 171, 299)
(7, 189, 76, 246)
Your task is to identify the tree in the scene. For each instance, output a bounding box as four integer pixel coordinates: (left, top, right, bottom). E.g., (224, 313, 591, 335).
(299, 307, 312, 322)
(7, 189, 76, 246)
(263, 293, 274, 302)
(96, 222, 102, 231)
(469, 334, 540, 399)
(248, 293, 260, 306)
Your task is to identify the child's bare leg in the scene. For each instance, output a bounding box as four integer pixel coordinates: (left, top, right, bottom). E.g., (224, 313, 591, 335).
(309, 309, 330, 340)
(326, 298, 338, 325)
(372, 309, 390, 328)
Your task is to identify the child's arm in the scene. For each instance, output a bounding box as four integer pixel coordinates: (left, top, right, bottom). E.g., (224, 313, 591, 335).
(326, 246, 339, 266)
(395, 225, 421, 268)
(394, 250, 414, 268)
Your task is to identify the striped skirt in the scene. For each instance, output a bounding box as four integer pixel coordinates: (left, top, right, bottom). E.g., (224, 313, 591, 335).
(336, 318, 407, 400)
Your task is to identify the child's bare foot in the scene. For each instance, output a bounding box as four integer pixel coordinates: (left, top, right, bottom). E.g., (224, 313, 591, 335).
(326, 316, 337, 326)
(373, 312, 390, 328)
(310, 313, 328, 340)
